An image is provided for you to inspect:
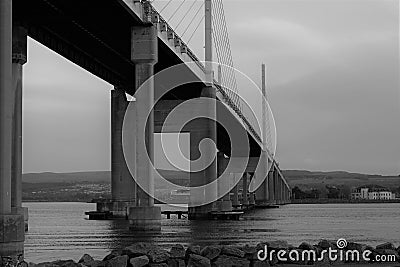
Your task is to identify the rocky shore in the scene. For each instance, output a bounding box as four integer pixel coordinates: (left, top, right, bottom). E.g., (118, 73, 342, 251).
(25, 240, 400, 267)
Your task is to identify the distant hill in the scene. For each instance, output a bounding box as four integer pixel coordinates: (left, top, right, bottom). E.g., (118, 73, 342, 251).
(282, 170, 400, 190)
(23, 171, 110, 183)
(23, 169, 400, 189)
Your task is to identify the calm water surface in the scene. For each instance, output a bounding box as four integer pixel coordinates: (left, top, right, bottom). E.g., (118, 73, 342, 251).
(24, 202, 400, 262)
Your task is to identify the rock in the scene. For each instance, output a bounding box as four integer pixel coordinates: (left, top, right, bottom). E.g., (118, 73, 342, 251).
(345, 242, 368, 252)
(105, 255, 128, 267)
(200, 246, 221, 260)
(286, 249, 312, 265)
(79, 254, 94, 264)
(185, 245, 201, 260)
(298, 242, 313, 250)
(37, 261, 80, 267)
(266, 240, 290, 250)
(212, 255, 250, 267)
(242, 245, 258, 260)
(125, 242, 157, 257)
(82, 260, 107, 267)
(167, 259, 185, 267)
(317, 239, 337, 249)
(187, 254, 211, 267)
(221, 246, 245, 258)
(147, 249, 170, 263)
(149, 264, 168, 267)
(35, 263, 59, 267)
(376, 242, 396, 251)
(251, 260, 270, 267)
(102, 250, 122, 261)
(130, 256, 149, 267)
(170, 244, 186, 259)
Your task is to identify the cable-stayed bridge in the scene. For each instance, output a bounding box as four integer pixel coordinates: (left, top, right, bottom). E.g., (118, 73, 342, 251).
(0, 0, 291, 256)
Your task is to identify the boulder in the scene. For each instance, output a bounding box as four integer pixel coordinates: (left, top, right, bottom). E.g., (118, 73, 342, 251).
(167, 259, 185, 267)
(81, 260, 107, 267)
(212, 255, 250, 267)
(187, 254, 211, 267)
(185, 245, 201, 261)
(200, 246, 221, 260)
(79, 254, 94, 264)
(298, 242, 313, 250)
(102, 250, 122, 261)
(376, 242, 396, 251)
(266, 240, 290, 250)
(221, 246, 245, 258)
(130, 256, 149, 267)
(105, 255, 128, 267)
(149, 264, 168, 267)
(170, 244, 186, 259)
(125, 243, 157, 257)
(345, 242, 368, 253)
(317, 239, 337, 250)
(147, 249, 170, 263)
(252, 260, 270, 267)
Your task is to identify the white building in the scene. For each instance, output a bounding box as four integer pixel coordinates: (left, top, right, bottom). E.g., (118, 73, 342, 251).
(351, 187, 395, 200)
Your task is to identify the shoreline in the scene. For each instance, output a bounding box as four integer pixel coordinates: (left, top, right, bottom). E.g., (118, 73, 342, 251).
(24, 240, 400, 267)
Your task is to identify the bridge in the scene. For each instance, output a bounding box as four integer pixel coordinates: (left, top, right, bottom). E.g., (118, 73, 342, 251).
(0, 0, 291, 257)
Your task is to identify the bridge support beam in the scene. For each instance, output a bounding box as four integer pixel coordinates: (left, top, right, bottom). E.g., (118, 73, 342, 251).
(128, 25, 161, 231)
(248, 173, 256, 206)
(216, 153, 232, 212)
(255, 172, 269, 206)
(0, 2, 25, 259)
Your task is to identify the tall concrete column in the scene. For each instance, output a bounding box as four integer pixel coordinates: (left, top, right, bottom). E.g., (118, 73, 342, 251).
(188, 96, 218, 219)
(216, 152, 232, 212)
(11, 25, 29, 232)
(231, 178, 240, 208)
(241, 173, 249, 206)
(0, 2, 25, 258)
(255, 173, 269, 206)
(268, 170, 275, 204)
(249, 173, 256, 206)
(99, 88, 137, 218)
(128, 25, 161, 231)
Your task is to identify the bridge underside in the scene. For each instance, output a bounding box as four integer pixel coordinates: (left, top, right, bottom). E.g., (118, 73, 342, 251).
(0, 0, 291, 258)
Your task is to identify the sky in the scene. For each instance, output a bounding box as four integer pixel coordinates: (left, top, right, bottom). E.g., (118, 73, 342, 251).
(23, 0, 400, 175)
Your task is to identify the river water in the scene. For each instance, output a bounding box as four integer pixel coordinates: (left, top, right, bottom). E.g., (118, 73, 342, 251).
(23, 202, 400, 263)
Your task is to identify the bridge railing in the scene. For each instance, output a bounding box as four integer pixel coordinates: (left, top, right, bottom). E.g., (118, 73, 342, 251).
(143, 1, 271, 156)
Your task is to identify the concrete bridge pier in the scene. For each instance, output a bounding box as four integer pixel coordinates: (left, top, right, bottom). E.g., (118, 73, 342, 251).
(0, 1, 25, 258)
(11, 25, 29, 232)
(230, 179, 240, 208)
(248, 173, 256, 206)
(241, 173, 249, 207)
(96, 88, 137, 218)
(216, 152, 232, 212)
(188, 87, 218, 219)
(268, 170, 275, 205)
(128, 25, 161, 231)
(255, 173, 269, 206)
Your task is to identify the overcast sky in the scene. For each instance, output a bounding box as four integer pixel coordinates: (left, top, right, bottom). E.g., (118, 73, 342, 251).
(23, 0, 399, 175)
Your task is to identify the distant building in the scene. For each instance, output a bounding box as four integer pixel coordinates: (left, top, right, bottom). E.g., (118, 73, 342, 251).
(351, 186, 396, 200)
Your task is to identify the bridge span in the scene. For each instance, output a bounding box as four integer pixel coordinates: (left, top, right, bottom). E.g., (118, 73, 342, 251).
(0, 0, 291, 257)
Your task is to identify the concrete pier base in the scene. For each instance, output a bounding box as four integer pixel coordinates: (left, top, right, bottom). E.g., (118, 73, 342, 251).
(216, 199, 233, 212)
(11, 207, 28, 232)
(128, 206, 161, 231)
(0, 214, 24, 258)
(96, 201, 136, 219)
